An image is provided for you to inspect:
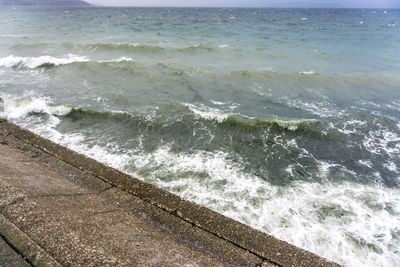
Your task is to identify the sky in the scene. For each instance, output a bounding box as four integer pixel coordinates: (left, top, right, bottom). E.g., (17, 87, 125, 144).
(84, 0, 400, 8)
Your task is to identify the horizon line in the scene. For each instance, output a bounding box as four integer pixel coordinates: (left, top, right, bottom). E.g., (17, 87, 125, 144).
(10, 5, 400, 9)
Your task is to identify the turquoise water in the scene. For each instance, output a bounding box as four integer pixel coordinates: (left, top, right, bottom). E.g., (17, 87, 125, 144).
(1, 7, 400, 266)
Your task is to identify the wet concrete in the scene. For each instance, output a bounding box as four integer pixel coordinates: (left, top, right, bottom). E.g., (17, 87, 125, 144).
(0, 119, 340, 266)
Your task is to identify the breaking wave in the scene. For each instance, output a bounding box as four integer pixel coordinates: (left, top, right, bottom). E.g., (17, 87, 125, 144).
(0, 55, 135, 69)
(0, 95, 71, 120)
(62, 103, 318, 134)
(0, 96, 317, 134)
(0, 54, 89, 69)
(1, 93, 400, 266)
(184, 103, 317, 131)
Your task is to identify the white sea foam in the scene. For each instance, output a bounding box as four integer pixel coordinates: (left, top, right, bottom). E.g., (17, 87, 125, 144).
(359, 160, 373, 168)
(3, 95, 400, 266)
(251, 85, 273, 97)
(0, 95, 71, 120)
(0, 34, 42, 38)
(209, 100, 240, 111)
(363, 126, 400, 156)
(97, 57, 134, 63)
(0, 54, 89, 69)
(330, 117, 400, 179)
(125, 146, 400, 267)
(118, 42, 140, 47)
(184, 103, 229, 122)
(218, 44, 229, 48)
(299, 71, 315, 75)
(385, 101, 400, 112)
(57, 134, 131, 171)
(210, 100, 227, 105)
(0, 94, 130, 170)
(32, 121, 131, 171)
(301, 17, 308, 20)
(337, 119, 367, 134)
(384, 162, 398, 173)
(346, 119, 367, 126)
(0, 55, 135, 69)
(286, 99, 346, 118)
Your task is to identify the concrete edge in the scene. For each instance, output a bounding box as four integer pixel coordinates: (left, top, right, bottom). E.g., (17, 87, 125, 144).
(0, 119, 341, 267)
(0, 214, 62, 267)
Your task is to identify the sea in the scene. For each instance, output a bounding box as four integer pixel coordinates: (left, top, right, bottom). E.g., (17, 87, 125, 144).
(0, 7, 399, 266)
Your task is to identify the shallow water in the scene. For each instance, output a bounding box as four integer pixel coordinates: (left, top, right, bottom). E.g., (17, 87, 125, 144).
(1, 7, 400, 266)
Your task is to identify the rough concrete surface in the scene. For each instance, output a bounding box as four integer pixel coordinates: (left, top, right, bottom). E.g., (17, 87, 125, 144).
(0, 235, 30, 267)
(0, 119, 340, 266)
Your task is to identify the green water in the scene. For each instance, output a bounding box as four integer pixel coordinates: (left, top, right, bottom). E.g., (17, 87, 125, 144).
(1, 7, 400, 266)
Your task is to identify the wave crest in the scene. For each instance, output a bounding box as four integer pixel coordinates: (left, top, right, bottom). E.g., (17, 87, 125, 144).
(0, 54, 89, 69)
(0, 95, 71, 120)
(177, 45, 216, 53)
(184, 103, 317, 131)
(0, 55, 136, 70)
(223, 114, 316, 131)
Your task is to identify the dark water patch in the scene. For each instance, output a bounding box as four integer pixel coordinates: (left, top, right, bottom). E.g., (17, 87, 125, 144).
(317, 204, 355, 222)
(229, 70, 400, 106)
(66, 107, 135, 121)
(37, 62, 56, 69)
(53, 104, 400, 188)
(345, 233, 384, 255)
(222, 114, 319, 132)
(177, 45, 216, 53)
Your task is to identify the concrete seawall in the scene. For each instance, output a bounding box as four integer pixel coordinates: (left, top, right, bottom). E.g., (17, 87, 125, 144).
(0, 119, 340, 266)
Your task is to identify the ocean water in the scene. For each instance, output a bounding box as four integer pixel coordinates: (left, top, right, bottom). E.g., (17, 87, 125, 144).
(1, 7, 400, 266)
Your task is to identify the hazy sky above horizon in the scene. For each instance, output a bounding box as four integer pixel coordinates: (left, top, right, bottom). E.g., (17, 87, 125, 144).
(84, 0, 400, 8)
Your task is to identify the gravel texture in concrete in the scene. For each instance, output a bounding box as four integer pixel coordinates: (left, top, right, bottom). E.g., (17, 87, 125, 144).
(0, 235, 30, 267)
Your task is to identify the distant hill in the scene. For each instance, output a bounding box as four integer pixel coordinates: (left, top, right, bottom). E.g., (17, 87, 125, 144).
(0, 0, 91, 6)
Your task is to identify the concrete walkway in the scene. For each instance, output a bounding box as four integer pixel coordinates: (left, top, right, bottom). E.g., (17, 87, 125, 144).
(0, 120, 339, 267)
(0, 236, 30, 267)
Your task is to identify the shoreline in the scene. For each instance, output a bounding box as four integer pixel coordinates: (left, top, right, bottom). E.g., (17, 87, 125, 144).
(0, 118, 339, 266)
